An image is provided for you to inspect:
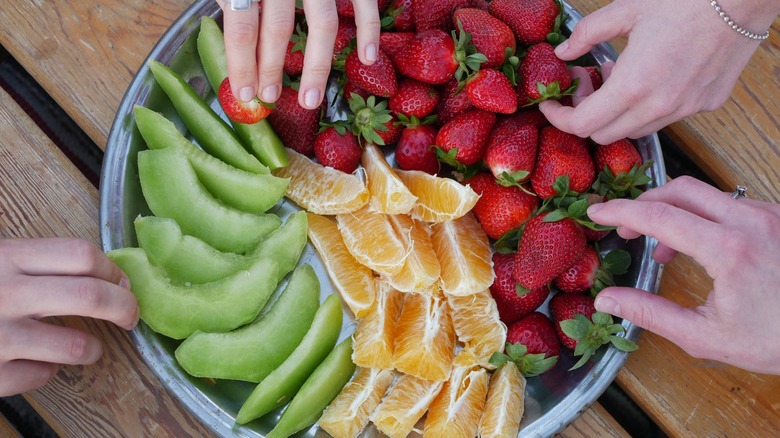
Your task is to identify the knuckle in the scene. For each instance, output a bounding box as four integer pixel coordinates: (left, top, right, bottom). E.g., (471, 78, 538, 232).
(69, 239, 102, 272)
(644, 202, 675, 227)
(305, 63, 334, 80)
(75, 278, 104, 314)
(225, 21, 258, 44)
(568, 119, 595, 139)
(262, 13, 294, 41)
(63, 332, 92, 363)
(259, 65, 284, 81)
(308, 9, 339, 34)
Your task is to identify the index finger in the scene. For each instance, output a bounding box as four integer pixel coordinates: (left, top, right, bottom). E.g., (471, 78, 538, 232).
(538, 79, 628, 140)
(221, 0, 261, 101)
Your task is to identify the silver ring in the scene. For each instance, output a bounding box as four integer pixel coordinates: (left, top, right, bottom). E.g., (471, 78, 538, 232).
(224, 0, 257, 11)
(730, 185, 748, 199)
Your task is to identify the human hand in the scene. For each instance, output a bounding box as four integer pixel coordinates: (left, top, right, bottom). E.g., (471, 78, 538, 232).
(218, 0, 380, 109)
(586, 176, 780, 374)
(539, 0, 779, 144)
(0, 238, 138, 396)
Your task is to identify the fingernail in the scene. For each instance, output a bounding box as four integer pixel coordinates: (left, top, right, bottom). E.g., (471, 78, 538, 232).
(261, 85, 279, 102)
(119, 276, 131, 290)
(365, 43, 377, 63)
(555, 40, 569, 56)
(595, 295, 620, 315)
(239, 86, 255, 102)
(304, 88, 320, 108)
(129, 309, 140, 330)
(587, 203, 604, 215)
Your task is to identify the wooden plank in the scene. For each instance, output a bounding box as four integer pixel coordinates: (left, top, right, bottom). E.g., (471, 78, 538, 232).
(559, 403, 629, 438)
(0, 88, 213, 437)
(0, 412, 22, 438)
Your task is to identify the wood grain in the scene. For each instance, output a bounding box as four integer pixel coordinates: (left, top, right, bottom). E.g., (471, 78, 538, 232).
(559, 403, 629, 438)
(0, 88, 214, 437)
(0, 412, 22, 438)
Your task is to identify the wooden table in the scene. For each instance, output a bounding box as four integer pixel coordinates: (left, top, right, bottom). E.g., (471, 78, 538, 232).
(0, 0, 778, 436)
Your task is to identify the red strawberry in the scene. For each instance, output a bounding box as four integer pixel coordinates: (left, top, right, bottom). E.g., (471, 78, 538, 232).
(504, 108, 550, 130)
(583, 227, 610, 242)
(465, 68, 518, 114)
(378, 115, 404, 145)
(342, 80, 371, 101)
(592, 139, 653, 200)
(395, 29, 483, 85)
(489, 252, 549, 324)
(489, 0, 561, 45)
(283, 25, 307, 77)
(383, 0, 415, 32)
(434, 109, 496, 166)
(388, 79, 440, 119)
(434, 79, 472, 125)
(333, 18, 357, 62)
(345, 49, 398, 98)
(594, 139, 642, 175)
(506, 312, 561, 360)
(217, 77, 273, 125)
(394, 124, 440, 174)
(413, 0, 470, 32)
(484, 122, 538, 186)
(335, 0, 355, 17)
(313, 124, 362, 173)
(267, 85, 322, 156)
(549, 293, 638, 369)
(555, 246, 631, 296)
(453, 8, 516, 69)
(513, 212, 587, 291)
(584, 65, 603, 91)
(520, 42, 574, 102)
(468, 173, 539, 240)
(530, 126, 595, 199)
(379, 32, 415, 63)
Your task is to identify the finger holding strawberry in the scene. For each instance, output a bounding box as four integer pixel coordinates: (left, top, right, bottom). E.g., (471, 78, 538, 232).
(218, 77, 273, 125)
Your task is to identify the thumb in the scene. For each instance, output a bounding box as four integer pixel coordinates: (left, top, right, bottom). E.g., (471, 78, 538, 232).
(556, 4, 633, 61)
(595, 287, 708, 350)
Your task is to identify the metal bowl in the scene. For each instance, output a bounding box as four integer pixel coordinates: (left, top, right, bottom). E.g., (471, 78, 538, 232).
(100, 1, 666, 436)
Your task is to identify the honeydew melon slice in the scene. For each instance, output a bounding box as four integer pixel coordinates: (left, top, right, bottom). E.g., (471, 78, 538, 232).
(134, 105, 288, 213)
(137, 147, 281, 254)
(134, 211, 308, 284)
(174, 264, 321, 382)
(107, 247, 279, 340)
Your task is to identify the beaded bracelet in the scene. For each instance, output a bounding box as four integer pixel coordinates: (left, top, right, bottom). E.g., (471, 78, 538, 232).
(707, 0, 770, 40)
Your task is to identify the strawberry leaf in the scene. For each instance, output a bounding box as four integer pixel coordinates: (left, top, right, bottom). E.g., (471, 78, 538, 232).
(560, 315, 590, 341)
(567, 199, 589, 220)
(592, 311, 612, 326)
(489, 351, 512, 368)
(602, 249, 631, 275)
(610, 335, 639, 352)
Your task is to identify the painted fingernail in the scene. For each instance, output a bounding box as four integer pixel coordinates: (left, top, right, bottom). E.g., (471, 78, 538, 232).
(555, 40, 569, 55)
(261, 85, 279, 102)
(239, 86, 255, 102)
(304, 88, 320, 108)
(587, 203, 604, 215)
(595, 295, 620, 315)
(365, 43, 378, 63)
(119, 276, 131, 290)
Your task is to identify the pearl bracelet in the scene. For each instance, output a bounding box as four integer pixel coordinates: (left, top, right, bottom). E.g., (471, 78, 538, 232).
(707, 0, 770, 40)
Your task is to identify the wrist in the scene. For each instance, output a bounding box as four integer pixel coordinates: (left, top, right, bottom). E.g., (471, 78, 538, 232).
(704, 0, 779, 39)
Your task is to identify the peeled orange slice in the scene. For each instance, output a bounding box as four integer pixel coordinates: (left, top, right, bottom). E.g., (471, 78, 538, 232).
(336, 206, 410, 276)
(352, 279, 404, 369)
(318, 367, 394, 438)
(362, 144, 417, 214)
(273, 148, 369, 214)
(370, 373, 444, 438)
(479, 362, 526, 438)
(447, 290, 507, 369)
(424, 364, 489, 438)
(395, 169, 479, 222)
(431, 212, 494, 296)
(392, 291, 456, 382)
(306, 212, 375, 318)
(384, 214, 441, 294)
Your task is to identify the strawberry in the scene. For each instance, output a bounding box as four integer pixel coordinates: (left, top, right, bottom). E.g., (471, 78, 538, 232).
(333, 18, 357, 62)
(346, 94, 395, 146)
(412, 0, 470, 32)
(594, 139, 642, 175)
(555, 246, 631, 296)
(592, 139, 654, 200)
(504, 108, 550, 130)
(283, 25, 307, 77)
(313, 123, 362, 173)
(584, 65, 603, 91)
(388, 79, 440, 119)
(484, 122, 538, 186)
(379, 32, 415, 63)
(513, 212, 587, 291)
(378, 115, 404, 145)
(394, 29, 485, 85)
(217, 77, 273, 125)
(549, 293, 638, 369)
(337, 0, 392, 17)
(382, 0, 415, 32)
(520, 42, 575, 103)
(342, 79, 371, 101)
(267, 84, 322, 156)
(453, 8, 516, 69)
(488, 0, 562, 45)
(394, 124, 440, 174)
(465, 68, 518, 114)
(530, 126, 595, 199)
(468, 173, 539, 240)
(489, 252, 550, 325)
(345, 49, 398, 98)
(490, 311, 560, 376)
(434, 79, 472, 126)
(434, 109, 496, 166)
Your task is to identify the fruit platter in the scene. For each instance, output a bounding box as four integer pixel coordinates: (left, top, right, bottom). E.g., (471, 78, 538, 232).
(100, 0, 666, 436)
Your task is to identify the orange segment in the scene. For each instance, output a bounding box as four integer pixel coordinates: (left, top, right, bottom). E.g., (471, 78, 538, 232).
(336, 206, 410, 276)
(431, 212, 495, 296)
(370, 373, 444, 438)
(392, 291, 456, 382)
(352, 279, 404, 369)
(423, 365, 489, 438)
(318, 367, 395, 438)
(479, 362, 526, 438)
(395, 169, 479, 222)
(273, 148, 369, 214)
(447, 290, 507, 369)
(362, 144, 417, 214)
(306, 212, 375, 318)
(384, 214, 441, 293)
